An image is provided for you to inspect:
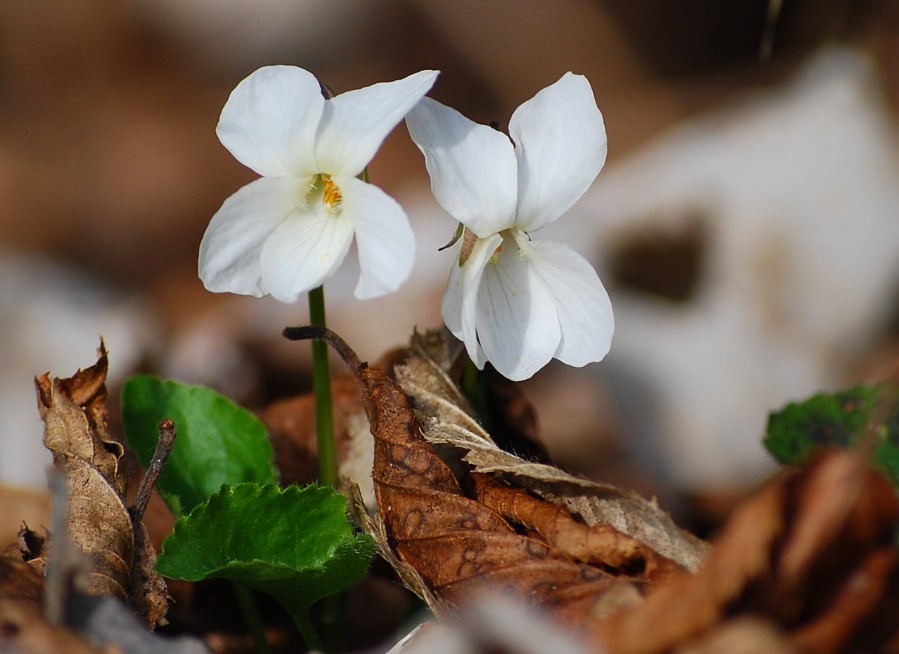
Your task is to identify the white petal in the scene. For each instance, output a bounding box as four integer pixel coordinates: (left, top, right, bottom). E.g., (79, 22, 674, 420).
(509, 72, 607, 232)
(474, 235, 561, 381)
(259, 198, 355, 303)
(527, 239, 613, 366)
(441, 256, 465, 336)
(217, 66, 324, 178)
(315, 70, 439, 177)
(457, 234, 502, 369)
(441, 245, 487, 367)
(337, 177, 415, 299)
(199, 176, 295, 297)
(406, 97, 518, 237)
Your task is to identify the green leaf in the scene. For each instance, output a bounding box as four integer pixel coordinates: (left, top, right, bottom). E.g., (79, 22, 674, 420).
(121, 376, 278, 515)
(764, 384, 899, 485)
(156, 483, 374, 618)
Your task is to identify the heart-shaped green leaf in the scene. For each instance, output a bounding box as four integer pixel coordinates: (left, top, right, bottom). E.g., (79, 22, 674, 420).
(121, 376, 278, 515)
(764, 383, 899, 486)
(156, 483, 374, 618)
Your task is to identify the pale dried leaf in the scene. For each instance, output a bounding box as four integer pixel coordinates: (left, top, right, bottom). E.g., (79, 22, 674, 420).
(394, 330, 708, 571)
(35, 346, 125, 496)
(34, 344, 168, 627)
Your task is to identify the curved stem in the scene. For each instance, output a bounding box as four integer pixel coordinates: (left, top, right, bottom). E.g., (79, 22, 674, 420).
(232, 583, 272, 654)
(291, 608, 324, 652)
(308, 286, 338, 488)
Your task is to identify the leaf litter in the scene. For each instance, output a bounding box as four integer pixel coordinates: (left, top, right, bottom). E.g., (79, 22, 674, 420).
(1, 343, 211, 653)
(286, 326, 899, 652)
(4, 332, 899, 652)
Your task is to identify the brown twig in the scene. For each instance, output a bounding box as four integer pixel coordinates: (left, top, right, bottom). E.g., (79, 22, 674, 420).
(130, 419, 176, 525)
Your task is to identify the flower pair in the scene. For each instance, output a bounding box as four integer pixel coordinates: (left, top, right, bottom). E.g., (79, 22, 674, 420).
(199, 67, 613, 380)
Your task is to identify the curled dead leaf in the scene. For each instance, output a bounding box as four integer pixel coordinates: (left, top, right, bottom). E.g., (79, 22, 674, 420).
(33, 343, 168, 627)
(394, 329, 708, 572)
(284, 326, 689, 635)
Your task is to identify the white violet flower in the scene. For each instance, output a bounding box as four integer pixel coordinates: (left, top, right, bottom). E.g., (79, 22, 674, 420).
(199, 66, 439, 302)
(406, 72, 613, 381)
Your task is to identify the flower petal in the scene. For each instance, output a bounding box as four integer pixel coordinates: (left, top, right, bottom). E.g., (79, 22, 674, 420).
(315, 70, 439, 178)
(526, 239, 613, 366)
(441, 254, 465, 336)
(509, 72, 607, 232)
(217, 66, 324, 178)
(474, 234, 561, 381)
(337, 177, 415, 299)
(259, 198, 355, 303)
(406, 97, 518, 237)
(455, 234, 502, 369)
(199, 176, 295, 297)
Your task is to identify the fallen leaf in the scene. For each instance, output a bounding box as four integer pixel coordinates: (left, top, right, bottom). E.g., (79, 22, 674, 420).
(0, 550, 45, 614)
(259, 374, 364, 486)
(0, 553, 102, 653)
(394, 329, 709, 572)
(0, 487, 50, 551)
(283, 326, 688, 634)
(34, 344, 168, 627)
(0, 599, 106, 654)
(0, 552, 210, 654)
(592, 451, 899, 654)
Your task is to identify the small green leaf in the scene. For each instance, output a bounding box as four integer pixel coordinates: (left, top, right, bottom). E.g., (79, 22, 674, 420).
(764, 384, 899, 485)
(121, 376, 277, 515)
(156, 483, 374, 618)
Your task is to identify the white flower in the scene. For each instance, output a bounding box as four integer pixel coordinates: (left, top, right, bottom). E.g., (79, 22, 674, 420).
(406, 72, 613, 381)
(199, 66, 439, 302)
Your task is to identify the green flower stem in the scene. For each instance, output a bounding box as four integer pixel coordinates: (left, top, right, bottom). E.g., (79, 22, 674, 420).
(307, 286, 343, 650)
(308, 285, 338, 488)
(291, 609, 325, 652)
(232, 582, 272, 654)
(318, 594, 346, 653)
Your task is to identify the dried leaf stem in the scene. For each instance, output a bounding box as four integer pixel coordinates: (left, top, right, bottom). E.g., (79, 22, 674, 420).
(130, 419, 176, 525)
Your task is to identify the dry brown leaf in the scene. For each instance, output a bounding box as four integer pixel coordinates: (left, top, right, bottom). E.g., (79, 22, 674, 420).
(259, 374, 364, 486)
(593, 451, 899, 654)
(672, 617, 797, 654)
(394, 329, 709, 572)
(0, 554, 106, 654)
(0, 550, 45, 613)
(33, 343, 168, 627)
(284, 326, 686, 635)
(291, 327, 899, 653)
(0, 487, 50, 551)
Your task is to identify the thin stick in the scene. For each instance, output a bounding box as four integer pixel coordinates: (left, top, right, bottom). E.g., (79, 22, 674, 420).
(283, 325, 365, 375)
(130, 419, 176, 524)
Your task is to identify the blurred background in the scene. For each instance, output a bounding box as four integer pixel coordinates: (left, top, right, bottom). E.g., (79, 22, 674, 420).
(2, 0, 899, 531)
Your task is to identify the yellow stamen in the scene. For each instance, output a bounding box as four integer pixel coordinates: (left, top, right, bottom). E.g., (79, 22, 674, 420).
(323, 177, 342, 212)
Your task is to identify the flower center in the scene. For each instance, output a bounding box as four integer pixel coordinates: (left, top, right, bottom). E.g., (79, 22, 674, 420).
(301, 174, 343, 215)
(488, 239, 504, 266)
(456, 228, 517, 267)
(322, 177, 342, 212)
